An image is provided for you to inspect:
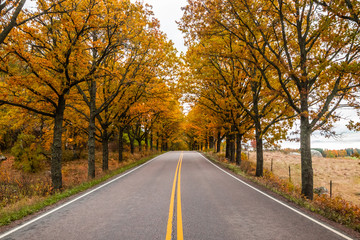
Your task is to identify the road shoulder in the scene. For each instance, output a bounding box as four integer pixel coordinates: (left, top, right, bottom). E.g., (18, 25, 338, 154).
(200, 152, 360, 240)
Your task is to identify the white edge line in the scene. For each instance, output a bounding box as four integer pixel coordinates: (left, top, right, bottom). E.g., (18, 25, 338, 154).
(198, 153, 353, 240)
(0, 153, 168, 239)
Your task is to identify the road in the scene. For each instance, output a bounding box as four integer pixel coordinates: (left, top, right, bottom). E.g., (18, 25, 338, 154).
(0, 151, 354, 240)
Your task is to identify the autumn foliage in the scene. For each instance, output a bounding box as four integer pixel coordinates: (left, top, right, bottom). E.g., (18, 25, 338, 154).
(0, 0, 184, 191)
(180, 0, 360, 200)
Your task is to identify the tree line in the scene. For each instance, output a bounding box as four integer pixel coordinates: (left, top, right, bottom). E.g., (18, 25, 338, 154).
(0, 0, 184, 190)
(180, 0, 360, 200)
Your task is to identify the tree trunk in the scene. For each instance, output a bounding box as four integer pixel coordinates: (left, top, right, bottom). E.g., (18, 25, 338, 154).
(102, 128, 109, 171)
(130, 138, 135, 154)
(236, 133, 242, 165)
(225, 132, 230, 159)
(205, 134, 208, 150)
(162, 139, 168, 151)
(150, 132, 153, 151)
(252, 79, 264, 177)
(255, 126, 264, 177)
(300, 98, 314, 200)
(88, 115, 96, 179)
(230, 131, 235, 163)
(217, 131, 221, 153)
(137, 138, 142, 152)
(127, 128, 135, 154)
(118, 127, 124, 162)
(192, 141, 197, 150)
(209, 135, 214, 149)
(144, 131, 148, 151)
(88, 80, 96, 179)
(51, 96, 66, 190)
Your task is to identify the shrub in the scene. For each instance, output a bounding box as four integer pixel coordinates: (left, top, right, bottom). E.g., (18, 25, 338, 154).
(324, 150, 334, 158)
(240, 159, 256, 175)
(62, 149, 86, 162)
(11, 134, 45, 173)
(313, 195, 360, 230)
(352, 151, 360, 159)
(241, 152, 248, 161)
(281, 148, 299, 155)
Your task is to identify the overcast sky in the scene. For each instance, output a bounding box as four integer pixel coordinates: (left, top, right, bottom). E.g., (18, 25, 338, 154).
(281, 108, 360, 150)
(140, 0, 188, 53)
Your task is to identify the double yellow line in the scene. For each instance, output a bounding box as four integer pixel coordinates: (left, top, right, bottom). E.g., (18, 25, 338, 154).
(166, 152, 184, 240)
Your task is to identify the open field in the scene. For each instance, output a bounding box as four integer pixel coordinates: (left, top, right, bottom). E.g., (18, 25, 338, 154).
(248, 151, 360, 206)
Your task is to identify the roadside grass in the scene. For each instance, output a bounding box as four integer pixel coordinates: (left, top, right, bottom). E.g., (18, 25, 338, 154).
(203, 152, 360, 233)
(0, 152, 162, 227)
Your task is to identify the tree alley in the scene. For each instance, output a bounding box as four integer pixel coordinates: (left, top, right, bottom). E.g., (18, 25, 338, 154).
(180, 0, 360, 199)
(0, 0, 183, 189)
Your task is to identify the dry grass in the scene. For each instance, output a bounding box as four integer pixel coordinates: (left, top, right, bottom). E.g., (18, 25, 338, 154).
(247, 151, 360, 206)
(0, 150, 157, 217)
(61, 152, 140, 188)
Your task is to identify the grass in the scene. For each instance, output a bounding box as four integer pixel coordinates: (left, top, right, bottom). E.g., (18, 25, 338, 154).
(203, 151, 360, 233)
(0, 152, 161, 227)
(247, 151, 360, 206)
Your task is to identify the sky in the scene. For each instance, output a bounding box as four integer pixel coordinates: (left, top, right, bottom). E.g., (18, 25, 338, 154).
(280, 108, 360, 150)
(140, 0, 188, 53)
(142, 0, 360, 150)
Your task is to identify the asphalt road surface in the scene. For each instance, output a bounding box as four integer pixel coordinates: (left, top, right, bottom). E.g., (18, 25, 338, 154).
(0, 151, 354, 240)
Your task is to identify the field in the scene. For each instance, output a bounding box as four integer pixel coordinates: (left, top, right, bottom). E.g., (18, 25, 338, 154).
(248, 151, 360, 206)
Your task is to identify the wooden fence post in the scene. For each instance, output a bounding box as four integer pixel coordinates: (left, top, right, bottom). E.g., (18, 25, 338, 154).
(289, 166, 291, 182)
(330, 180, 333, 198)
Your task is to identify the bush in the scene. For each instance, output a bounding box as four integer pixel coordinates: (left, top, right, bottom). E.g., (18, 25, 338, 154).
(62, 149, 86, 162)
(240, 159, 256, 175)
(11, 134, 45, 173)
(241, 152, 248, 161)
(352, 151, 360, 159)
(313, 195, 360, 230)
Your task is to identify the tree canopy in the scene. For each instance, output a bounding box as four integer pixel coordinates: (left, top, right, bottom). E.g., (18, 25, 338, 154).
(0, 0, 184, 189)
(179, 0, 360, 199)
(1, 0, 359, 201)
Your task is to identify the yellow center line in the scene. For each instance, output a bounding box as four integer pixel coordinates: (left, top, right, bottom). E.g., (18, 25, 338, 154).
(177, 153, 184, 240)
(165, 152, 184, 240)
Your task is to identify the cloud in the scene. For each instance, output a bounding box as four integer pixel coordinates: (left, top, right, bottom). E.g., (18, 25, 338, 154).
(141, 0, 188, 53)
(281, 107, 360, 150)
